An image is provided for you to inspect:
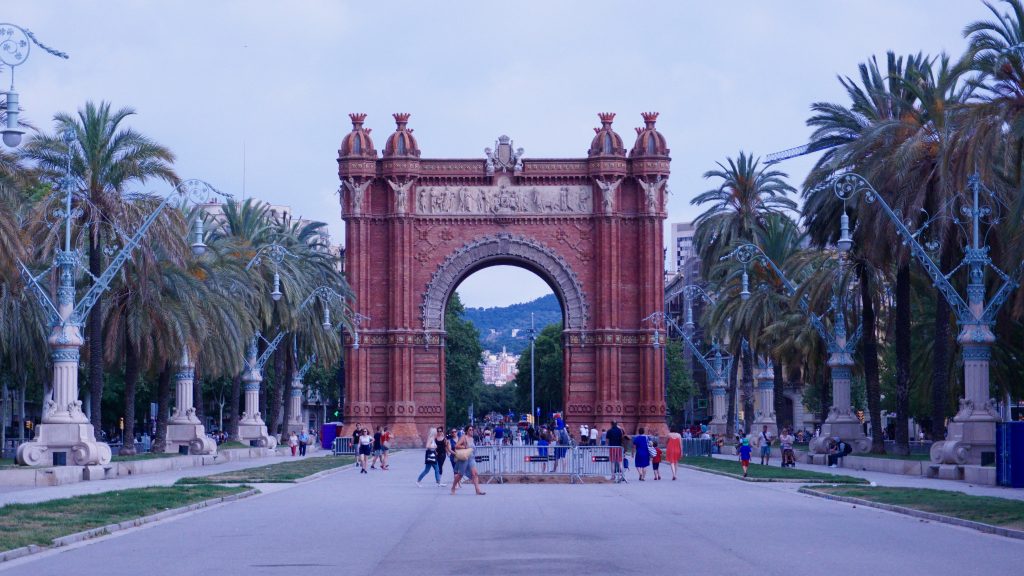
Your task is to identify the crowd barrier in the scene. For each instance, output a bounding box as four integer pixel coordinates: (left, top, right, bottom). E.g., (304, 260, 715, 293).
(332, 437, 355, 455)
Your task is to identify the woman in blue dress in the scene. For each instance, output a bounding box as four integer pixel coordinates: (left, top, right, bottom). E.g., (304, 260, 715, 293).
(631, 427, 651, 481)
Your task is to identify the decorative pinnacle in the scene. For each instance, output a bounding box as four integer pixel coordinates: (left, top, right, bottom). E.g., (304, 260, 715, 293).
(641, 111, 659, 128)
(598, 112, 616, 126)
(393, 113, 411, 127)
(349, 113, 367, 128)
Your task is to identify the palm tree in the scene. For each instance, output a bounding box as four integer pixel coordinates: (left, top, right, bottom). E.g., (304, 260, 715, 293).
(21, 101, 178, 437)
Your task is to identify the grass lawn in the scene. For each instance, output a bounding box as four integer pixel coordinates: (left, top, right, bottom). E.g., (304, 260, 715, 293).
(683, 457, 868, 484)
(808, 486, 1024, 530)
(177, 455, 354, 484)
(0, 485, 248, 552)
(111, 452, 182, 462)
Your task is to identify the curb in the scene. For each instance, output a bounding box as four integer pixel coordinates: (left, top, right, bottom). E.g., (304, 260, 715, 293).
(679, 463, 866, 484)
(798, 487, 1024, 541)
(0, 488, 259, 563)
(295, 458, 359, 484)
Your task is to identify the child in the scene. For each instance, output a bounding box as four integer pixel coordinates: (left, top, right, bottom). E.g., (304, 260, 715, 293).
(651, 440, 663, 480)
(738, 437, 752, 478)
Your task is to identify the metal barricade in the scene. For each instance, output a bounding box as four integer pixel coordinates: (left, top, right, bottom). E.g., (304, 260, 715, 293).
(469, 445, 501, 482)
(573, 445, 624, 483)
(682, 438, 713, 457)
(332, 437, 355, 455)
(473, 444, 581, 483)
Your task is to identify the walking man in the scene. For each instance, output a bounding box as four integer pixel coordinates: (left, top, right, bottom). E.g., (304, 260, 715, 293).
(606, 420, 624, 482)
(759, 425, 772, 466)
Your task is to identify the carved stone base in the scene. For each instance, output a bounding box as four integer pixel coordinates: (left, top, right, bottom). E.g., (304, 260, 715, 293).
(708, 421, 727, 437)
(165, 422, 217, 455)
(285, 420, 306, 435)
(809, 421, 869, 454)
(931, 419, 996, 465)
(238, 423, 279, 450)
(16, 423, 112, 466)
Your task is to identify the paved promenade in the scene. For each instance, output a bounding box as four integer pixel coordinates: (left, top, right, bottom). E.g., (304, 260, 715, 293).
(3, 449, 1021, 576)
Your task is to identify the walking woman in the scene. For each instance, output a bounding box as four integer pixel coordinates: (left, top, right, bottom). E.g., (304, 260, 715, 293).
(358, 428, 373, 474)
(434, 427, 450, 485)
(665, 428, 683, 480)
(451, 425, 486, 496)
(416, 435, 442, 487)
(631, 427, 651, 481)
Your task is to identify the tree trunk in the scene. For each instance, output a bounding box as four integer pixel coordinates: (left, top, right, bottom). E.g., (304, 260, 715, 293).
(88, 233, 105, 439)
(894, 263, 912, 456)
(229, 374, 241, 440)
(281, 343, 295, 434)
(931, 250, 954, 440)
(773, 355, 785, 433)
(18, 375, 26, 442)
(119, 334, 139, 455)
(725, 341, 740, 439)
(152, 363, 171, 452)
(861, 266, 885, 454)
(193, 360, 204, 424)
(1, 374, 8, 454)
(741, 342, 754, 435)
(271, 346, 285, 436)
(817, 372, 829, 425)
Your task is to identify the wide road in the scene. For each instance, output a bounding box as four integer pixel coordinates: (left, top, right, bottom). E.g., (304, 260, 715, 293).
(4, 450, 1021, 576)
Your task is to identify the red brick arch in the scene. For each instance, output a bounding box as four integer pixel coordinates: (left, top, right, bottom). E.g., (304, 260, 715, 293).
(338, 114, 670, 446)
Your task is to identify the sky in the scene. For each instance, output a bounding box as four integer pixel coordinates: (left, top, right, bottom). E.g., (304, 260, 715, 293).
(4, 1, 989, 307)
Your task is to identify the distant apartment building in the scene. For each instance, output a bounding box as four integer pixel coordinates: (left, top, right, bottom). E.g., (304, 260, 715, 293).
(480, 347, 519, 387)
(670, 221, 700, 281)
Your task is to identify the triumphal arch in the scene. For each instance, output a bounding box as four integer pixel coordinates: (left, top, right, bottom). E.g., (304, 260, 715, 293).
(337, 112, 670, 445)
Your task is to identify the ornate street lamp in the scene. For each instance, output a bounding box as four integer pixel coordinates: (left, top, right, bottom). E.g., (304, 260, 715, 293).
(16, 131, 226, 466)
(246, 242, 297, 301)
(833, 173, 1023, 466)
(0, 24, 68, 147)
(720, 242, 866, 453)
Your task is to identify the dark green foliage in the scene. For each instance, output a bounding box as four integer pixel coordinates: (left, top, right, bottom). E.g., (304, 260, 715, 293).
(665, 338, 696, 429)
(445, 293, 484, 427)
(512, 323, 563, 421)
(462, 294, 562, 354)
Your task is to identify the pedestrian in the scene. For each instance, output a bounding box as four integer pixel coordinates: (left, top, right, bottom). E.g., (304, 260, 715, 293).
(380, 426, 392, 470)
(451, 425, 486, 496)
(447, 428, 460, 481)
(351, 424, 361, 456)
(298, 429, 309, 457)
(579, 424, 589, 446)
(606, 421, 624, 481)
(433, 427, 450, 486)
(288, 431, 298, 456)
(665, 428, 683, 480)
(416, 434, 442, 487)
(370, 426, 383, 469)
(779, 427, 795, 467)
(739, 437, 752, 477)
(631, 427, 651, 481)
(536, 430, 550, 472)
(494, 422, 505, 445)
(553, 430, 568, 472)
(651, 440, 663, 480)
(758, 425, 772, 466)
(358, 428, 373, 473)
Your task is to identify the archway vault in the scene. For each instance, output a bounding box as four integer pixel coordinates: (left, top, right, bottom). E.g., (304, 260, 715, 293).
(337, 112, 670, 446)
(421, 233, 589, 332)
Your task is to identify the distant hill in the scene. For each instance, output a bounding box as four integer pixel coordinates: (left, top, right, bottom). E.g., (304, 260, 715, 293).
(461, 294, 562, 354)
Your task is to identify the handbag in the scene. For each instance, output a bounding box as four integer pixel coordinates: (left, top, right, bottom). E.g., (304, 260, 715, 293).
(455, 448, 473, 462)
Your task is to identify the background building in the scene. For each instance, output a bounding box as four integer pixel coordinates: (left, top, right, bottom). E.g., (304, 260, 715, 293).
(480, 348, 519, 387)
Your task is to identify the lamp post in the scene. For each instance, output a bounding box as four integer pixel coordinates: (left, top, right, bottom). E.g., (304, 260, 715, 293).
(236, 330, 286, 448)
(0, 24, 68, 148)
(525, 312, 537, 434)
(720, 243, 867, 454)
(246, 242, 297, 301)
(834, 173, 1022, 467)
(16, 132, 225, 466)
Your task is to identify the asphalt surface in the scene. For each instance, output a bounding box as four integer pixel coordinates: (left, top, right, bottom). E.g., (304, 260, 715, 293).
(3, 450, 1022, 576)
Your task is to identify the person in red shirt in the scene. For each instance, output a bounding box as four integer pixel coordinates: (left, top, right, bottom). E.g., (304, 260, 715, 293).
(650, 440, 663, 480)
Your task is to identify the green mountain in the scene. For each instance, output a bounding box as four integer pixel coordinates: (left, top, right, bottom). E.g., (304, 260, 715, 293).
(461, 294, 562, 354)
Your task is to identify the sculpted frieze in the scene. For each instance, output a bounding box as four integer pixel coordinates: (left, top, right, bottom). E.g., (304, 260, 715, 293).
(415, 183, 592, 215)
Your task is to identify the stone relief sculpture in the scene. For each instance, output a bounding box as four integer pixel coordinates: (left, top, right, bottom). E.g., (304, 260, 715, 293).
(387, 177, 417, 215)
(344, 177, 371, 215)
(639, 175, 665, 213)
(414, 184, 593, 215)
(594, 177, 623, 214)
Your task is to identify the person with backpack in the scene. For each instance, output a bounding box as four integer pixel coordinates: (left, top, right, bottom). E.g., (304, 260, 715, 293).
(380, 426, 392, 470)
(650, 439, 663, 480)
(416, 435, 442, 487)
(758, 425, 773, 466)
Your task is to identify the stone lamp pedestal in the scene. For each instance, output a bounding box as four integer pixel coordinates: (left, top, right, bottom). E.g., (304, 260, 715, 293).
(17, 255, 111, 467)
(165, 351, 216, 455)
(285, 375, 306, 435)
(750, 360, 777, 443)
(237, 346, 278, 449)
(810, 346, 868, 455)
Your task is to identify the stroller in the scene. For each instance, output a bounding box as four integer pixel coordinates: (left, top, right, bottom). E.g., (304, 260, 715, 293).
(781, 446, 796, 468)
